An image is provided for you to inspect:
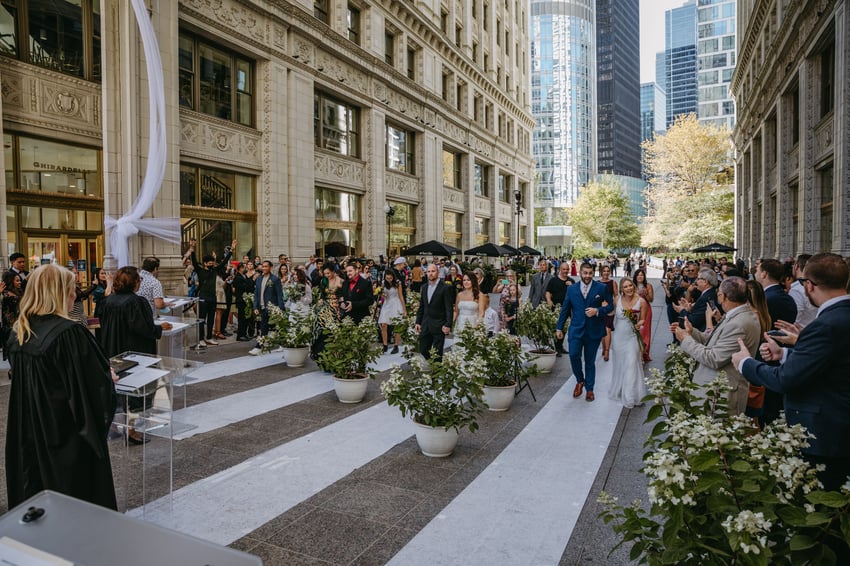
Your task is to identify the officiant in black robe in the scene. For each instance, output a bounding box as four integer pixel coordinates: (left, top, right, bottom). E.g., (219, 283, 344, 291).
(98, 267, 168, 423)
(5, 265, 117, 509)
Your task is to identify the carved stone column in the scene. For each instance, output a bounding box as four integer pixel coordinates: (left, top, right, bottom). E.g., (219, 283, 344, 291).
(835, 3, 849, 254)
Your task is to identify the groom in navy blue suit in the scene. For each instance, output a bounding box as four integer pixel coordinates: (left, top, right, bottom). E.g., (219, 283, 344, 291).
(556, 262, 614, 401)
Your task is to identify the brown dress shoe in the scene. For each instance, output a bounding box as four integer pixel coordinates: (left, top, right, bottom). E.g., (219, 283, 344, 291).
(586, 391, 595, 402)
(573, 382, 584, 398)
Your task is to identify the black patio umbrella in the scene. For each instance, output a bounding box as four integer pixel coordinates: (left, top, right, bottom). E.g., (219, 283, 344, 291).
(463, 243, 513, 257)
(690, 242, 737, 253)
(403, 240, 462, 256)
(501, 244, 522, 256)
(518, 245, 542, 255)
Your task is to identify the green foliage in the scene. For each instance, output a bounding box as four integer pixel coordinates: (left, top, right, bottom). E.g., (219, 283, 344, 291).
(258, 305, 313, 350)
(515, 301, 558, 353)
(568, 176, 641, 250)
(381, 348, 487, 432)
(641, 114, 735, 251)
(318, 317, 382, 379)
(599, 345, 850, 564)
(455, 324, 538, 387)
(242, 292, 255, 320)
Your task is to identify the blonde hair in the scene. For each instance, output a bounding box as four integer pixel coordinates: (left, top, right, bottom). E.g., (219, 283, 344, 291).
(13, 264, 75, 345)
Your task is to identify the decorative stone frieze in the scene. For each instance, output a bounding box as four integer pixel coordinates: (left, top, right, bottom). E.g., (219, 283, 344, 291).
(179, 111, 262, 170)
(385, 171, 420, 201)
(314, 151, 366, 191)
(443, 188, 465, 210)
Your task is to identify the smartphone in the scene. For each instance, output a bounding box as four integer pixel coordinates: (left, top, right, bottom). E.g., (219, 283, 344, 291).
(708, 300, 716, 311)
(766, 330, 787, 337)
(502, 279, 509, 285)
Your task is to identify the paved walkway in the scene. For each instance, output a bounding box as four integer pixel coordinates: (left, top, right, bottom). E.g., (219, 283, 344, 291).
(0, 267, 670, 565)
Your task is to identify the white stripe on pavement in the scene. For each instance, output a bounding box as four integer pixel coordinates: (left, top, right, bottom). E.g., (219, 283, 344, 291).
(388, 380, 623, 565)
(128, 401, 412, 545)
(171, 350, 409, 439)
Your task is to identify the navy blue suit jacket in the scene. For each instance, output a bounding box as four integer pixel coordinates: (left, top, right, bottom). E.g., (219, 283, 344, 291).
(741, 299, 850, 458)
(254, 274, 284, 311)
(686, 287, 717, 332)
(764, 284, 797, 326)
(556, 280, 613, 341)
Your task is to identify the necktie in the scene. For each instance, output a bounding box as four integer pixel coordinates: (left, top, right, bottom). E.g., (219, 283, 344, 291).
(582, 284, 589, 299)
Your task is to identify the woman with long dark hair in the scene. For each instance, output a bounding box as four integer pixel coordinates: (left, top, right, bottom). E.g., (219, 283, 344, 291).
(633, 268, 654, 362)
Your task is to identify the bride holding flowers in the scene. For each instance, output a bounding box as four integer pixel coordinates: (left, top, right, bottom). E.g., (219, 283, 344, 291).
(607, 277, 648, 408)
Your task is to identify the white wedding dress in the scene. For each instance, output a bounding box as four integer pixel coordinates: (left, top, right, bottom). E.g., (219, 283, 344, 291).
(454, 301, 481, 333)
(608, 297, 648, 408)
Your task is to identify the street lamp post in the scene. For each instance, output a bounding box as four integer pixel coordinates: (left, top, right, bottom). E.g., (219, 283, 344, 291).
(514, 188, 522, 247)
(383, 203, 395, 266)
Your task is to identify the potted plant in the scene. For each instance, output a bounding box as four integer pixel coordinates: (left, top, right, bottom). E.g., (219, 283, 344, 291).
(258, 305, 314, 367)
(381, 348, 486, 457)
(456, 324, 538, 411)
(515, 302, 559, 373)
(319, 317, 382, 403)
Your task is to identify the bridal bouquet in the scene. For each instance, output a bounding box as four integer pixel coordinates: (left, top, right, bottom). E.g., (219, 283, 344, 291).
(622, 308, 645, 356)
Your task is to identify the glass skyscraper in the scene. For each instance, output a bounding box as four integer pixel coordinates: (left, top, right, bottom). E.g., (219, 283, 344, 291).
(531, 0, 597, 209)
(660, 0, 698, 126)
(697, 0, 736, 129)
(595, 0, 641, 179)
(640, 82, 666, 142)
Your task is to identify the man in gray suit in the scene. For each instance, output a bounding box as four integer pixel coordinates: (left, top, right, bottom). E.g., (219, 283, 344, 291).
(527, 258, 552, 308)
(671, 277, 761, 416)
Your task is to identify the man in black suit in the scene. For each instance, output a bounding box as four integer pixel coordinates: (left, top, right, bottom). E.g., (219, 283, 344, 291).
(732, 253, 850, 491)
(6, 252, 28, 291)
(415, 263, 455, 360)
(754, 258, 799, 424)
(340, 262, 374, 323)
(673, 268, 718, 332)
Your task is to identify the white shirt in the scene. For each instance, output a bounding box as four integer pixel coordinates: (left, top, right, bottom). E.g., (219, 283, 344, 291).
(259, 275, 269, 307)
(427, 281, 438, 303)
(137, 269, 164, 315)
(788, 280, 817, 327)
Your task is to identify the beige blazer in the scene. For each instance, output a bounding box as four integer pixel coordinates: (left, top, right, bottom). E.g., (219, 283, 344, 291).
(679, 305, 762, 416)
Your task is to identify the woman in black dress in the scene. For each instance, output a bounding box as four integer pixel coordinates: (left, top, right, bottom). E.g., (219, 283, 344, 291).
(5, 264, 117, 509)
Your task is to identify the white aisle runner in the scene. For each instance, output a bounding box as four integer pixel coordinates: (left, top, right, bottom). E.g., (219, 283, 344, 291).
(388, 379, 623, 565)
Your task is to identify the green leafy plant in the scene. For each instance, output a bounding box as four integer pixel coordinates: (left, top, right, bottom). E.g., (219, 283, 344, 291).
(318, 317, 382, 380)
(455, 323, 538, 387)
(381, 348, 486, 432)
(515, 301, 558, 353)
(242, 292, 255, 320)
(599, 345, 850, 565)
(258, 305, 313, 351)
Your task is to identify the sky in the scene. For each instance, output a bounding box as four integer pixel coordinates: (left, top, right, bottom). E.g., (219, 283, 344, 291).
(640, 0, 689, 84)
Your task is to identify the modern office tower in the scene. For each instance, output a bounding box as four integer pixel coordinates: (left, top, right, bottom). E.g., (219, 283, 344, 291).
(659, 0, 698, 126)
(732, 0, 849, 258)
(0, 0, 535, 284)
(595, 0, 641, 178)
(531, 0, 597, 210)
(696, 0, 737, 129)
(640, 83, 666, 143)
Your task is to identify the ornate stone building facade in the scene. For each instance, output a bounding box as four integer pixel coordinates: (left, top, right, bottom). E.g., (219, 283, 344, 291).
(731, 0, 849, 260)
(0, 0, 534, 288)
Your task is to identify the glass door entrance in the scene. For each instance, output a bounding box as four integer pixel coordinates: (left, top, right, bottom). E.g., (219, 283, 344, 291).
(24, 234, 101, 287)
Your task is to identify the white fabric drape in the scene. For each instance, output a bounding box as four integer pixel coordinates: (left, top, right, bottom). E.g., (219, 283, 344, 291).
(105, 0, 180, 268)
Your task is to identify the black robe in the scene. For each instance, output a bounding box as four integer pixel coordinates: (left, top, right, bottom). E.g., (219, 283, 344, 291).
(98, 292, 163, 358)
(98, 292, 163, 412)
(5, 314, 117, 509)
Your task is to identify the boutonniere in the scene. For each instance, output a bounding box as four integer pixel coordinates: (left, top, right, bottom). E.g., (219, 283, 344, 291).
(594, 294, 601, 300)
(265, 280, 273, 288)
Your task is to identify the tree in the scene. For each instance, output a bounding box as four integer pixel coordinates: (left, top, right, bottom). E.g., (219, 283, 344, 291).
(641, 114, 735, 250)
(568, 177, 641, 251)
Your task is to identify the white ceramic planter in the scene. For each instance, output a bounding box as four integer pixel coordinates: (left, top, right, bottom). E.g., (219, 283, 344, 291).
(483, 384, 517, 411)
(413, 420, 459, 457)
(529, 351, 557, 374)
(333, 375, 369, 403)
(283, 347, 309, 368)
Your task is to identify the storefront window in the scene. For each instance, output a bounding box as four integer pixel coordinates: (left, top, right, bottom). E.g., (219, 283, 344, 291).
(315, 187, 361, 257)
(15, 136, 100, 196)
(474, 217, 489, 244)
(498, 221, 511, 245)
(442, 210, 463, 249)
(387, 200, 415, 257)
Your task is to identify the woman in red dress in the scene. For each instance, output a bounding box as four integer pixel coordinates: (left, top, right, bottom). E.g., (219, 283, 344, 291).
(633, 268, 654, 362)
(570, 258, 578, 277)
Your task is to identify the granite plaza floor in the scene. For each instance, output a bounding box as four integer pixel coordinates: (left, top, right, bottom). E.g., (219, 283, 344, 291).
(0, 270, 670, 565)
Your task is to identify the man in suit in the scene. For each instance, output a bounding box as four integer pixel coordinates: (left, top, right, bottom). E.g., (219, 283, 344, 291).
(555, 262, 613, 401)
(673, 268, 718, 332)
(6, 252, 28, 291)
(231, 262, 254, 341)
(528, 258, 552, 308)
(673, 276, 762, 416)
(787, 254, 817, 328)
(340, 261, 374, 323)
(248, 260, 284, 355)
(732, 253, 850, 492)
(188, 239, 235, 346)
(754, 258, 798, 424)
(415, 263, 455, 360)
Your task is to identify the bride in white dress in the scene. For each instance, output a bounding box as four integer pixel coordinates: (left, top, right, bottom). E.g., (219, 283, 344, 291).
(608, 277, 648, 408)
(454, 273, 486, 334)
